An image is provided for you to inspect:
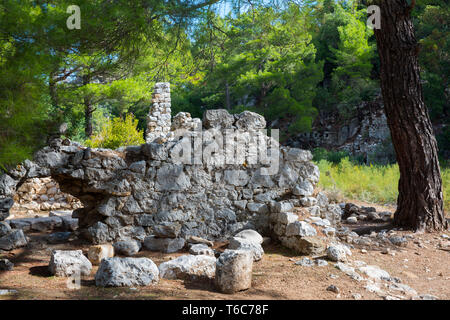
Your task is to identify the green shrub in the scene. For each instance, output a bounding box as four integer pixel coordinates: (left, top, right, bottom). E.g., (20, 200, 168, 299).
(85, 114, 145, 150)
(312, 148, 350, 164)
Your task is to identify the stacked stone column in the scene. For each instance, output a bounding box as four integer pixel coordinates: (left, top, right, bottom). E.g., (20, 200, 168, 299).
(146, 82, 172, 143)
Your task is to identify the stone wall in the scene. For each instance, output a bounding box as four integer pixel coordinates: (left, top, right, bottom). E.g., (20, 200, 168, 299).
(145, 82, 172, 143)
(0, 83, 340, 245)
(10, 177, 82, 215)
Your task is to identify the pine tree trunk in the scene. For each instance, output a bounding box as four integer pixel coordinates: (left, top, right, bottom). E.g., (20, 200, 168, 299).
(373, 0, 447, 231)
(85, 99, 93, 138)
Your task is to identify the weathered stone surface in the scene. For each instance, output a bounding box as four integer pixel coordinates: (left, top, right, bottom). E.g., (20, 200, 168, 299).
(389, 236, 408, 247)
(143, 236, 185, 253)
(300, 197, 318, 207)
(189, 244, 214, 256)
(0, 229, 27, 251)
(358, 265, 391, 281)
(0, 100, 321, 246)
(88, 244, 115, 265)
(293, 180, 314, 197)
(152, 222, 181, 238)
(47, 232, 72, 244)
(0, 258, 14, 271)
(215, 250, 253, 294)
(234, 111, 266, 130)
(203, 109, 235, 129)
(285, 221, 317, 237)
(187, 236, 214, 247)
(49, 250, 92, 277)
(95, 257, 159, 287)
(159, 254, 216, 280)
(0, 221, 12, 237)
(228, 237, 264, 261)
(234, 229, 263, 245)
(290, 236, 326, 255)
(271, 201, 294, 213)
(113, 239, 141, 256)
(327, 243, 352, 262)
(274, 211, 298, 225)
(30, 216, 63, 232)
(0, 198, 14, 221)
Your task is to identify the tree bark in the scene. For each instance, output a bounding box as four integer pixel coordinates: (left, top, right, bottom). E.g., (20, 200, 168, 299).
(373, 0, 447, 231)
(82, 75, 94, 138)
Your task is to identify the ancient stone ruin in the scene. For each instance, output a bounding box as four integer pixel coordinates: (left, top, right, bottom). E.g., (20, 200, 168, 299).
(0, 83, 341, 250)
(11, 177, 82, 215)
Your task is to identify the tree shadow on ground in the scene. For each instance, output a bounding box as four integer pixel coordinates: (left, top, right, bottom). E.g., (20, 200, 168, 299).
(29, 265, 51, 277)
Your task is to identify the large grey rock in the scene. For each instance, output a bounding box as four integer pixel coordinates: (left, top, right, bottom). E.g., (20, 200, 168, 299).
(234, 111, 266, 130)
(113, 239, 141, 256)
(274, 211, 298, 224)
(0, 221, 12, 237)
(203, 109, 235, 129)
(61, 216, 78, 231)
(49, 250, 92, 277)
(0, 258, 14, 271)
(0, 175, 17, 197)
(215, 250, 253, 294)
(187, 236, 214, 247)
(285, 221, 317, 237)
(271, 201, 294, 213)
(95, 257, 159, 287)
(85, 222, 112, 244)
(234, 229, 263, 245)
(228, 237, 264, 261)
(284, 149, 313, 162)
(159, 254, 216, 280)
(30, 216, 63, 232)
(283, 236, 326, 255)
(247, 202, 268, 214)
(358, 265, 391, 281)
(7, 218, 33, 231)
(143, 236, 185, 253)
(189, 244, 214, 256)
(224, 170, 250, 187)
(0, 198, 14, 221)
(153, 222, 181, 238)
(0, 229, 27, 251)
(47, 232, 72, 244)
(327, 243, 352, 262)
(293, 180, 314, 197)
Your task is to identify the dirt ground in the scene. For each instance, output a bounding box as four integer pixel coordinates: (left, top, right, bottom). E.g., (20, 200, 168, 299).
(1, 202, 449, 300)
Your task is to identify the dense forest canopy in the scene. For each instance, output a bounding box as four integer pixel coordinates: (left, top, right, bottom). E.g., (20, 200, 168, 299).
(0, 0, 448, 168)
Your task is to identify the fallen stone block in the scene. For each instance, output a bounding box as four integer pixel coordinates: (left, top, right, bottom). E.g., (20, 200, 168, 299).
(113, 239, 141, 256)
(215, 250, 253, 294)
(159, 254, 216, 280)
(49, 250, 92, 277)
(0, 221, 12, 237)
(189, 244, 214, 256)
(228, 237, 264, 261)
(233, 229, 263, 245)
(285, 221, 317, 237)
(88, 244, 115, 265)
(0, 229, 27, 251)
(95, 257, 159, 287)
(143, 236, 185, 253)
(31, 216, 63, 232)
(0, 258, 14, 271)
(327, 243, 352, 262)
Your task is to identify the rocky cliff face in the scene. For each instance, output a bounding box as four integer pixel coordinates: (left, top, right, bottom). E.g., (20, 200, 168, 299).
(0, 109, 337, 244)
(286, 95, 394, 163)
